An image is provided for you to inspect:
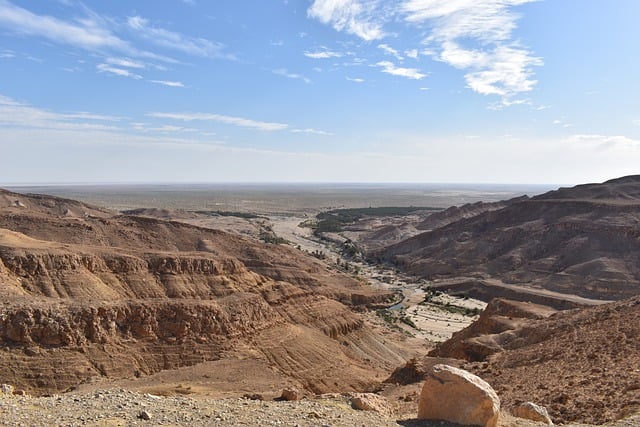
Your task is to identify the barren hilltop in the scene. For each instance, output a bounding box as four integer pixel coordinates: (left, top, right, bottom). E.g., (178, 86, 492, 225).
(0, 178, 639, 426)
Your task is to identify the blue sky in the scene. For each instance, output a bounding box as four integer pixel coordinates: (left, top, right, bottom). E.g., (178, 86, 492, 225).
(1, 0, 639, 184)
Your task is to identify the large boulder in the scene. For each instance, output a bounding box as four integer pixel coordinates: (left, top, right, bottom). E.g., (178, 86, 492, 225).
(418, 364, 500, 427)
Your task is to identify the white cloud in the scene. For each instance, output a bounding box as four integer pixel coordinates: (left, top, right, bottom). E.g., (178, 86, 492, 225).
(273, 68, 311, 84)
(405, 49, 418, 59)
(106, 56, 145, 69)
(306, 0, 541, 102)
(63, 112, 122, 121)
(304, 48, 343, 59)
(97, 63, 142, 79)
(132, 123, 195, 133)
(376, 61, 426, 80)
(0, 0, 127, 50)
(0, 1, 183, 66)
(147, 112, 289, 132)
(634, 119, 640, 126)
(346, 76, 364, 83)
(403, 0, 542, 100)
(127, 15, 232, 59)
(0, 93, 122, 131)
(307, 0, 386, 41)
(378, 43, 403, 60)
(150, 80, 186, 88)
(291, 128, 333, 136)
(0, 49, 15, 58)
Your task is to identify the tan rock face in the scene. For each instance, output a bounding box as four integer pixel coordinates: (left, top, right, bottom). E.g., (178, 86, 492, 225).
(418, 364, 500, 427)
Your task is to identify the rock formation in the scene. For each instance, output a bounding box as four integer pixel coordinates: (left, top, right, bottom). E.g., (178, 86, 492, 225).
(428, 298, 557, 361)
(418, 364, 500, 427)
(0, 188, 404, 396)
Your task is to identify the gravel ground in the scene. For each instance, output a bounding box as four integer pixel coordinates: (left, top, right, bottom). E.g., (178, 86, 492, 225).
(0, 389, 638, 427)
(0, 389, 408, 427)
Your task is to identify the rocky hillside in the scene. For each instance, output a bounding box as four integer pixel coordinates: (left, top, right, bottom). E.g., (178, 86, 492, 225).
(426, 296, 640, 424)
(381, 176, 640, 301)
(0, 189, 403, 396)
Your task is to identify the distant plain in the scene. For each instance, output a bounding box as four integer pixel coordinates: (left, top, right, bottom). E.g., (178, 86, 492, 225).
(4, 183, 555, 214)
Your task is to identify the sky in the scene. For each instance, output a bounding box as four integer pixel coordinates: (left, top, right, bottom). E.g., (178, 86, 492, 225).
(1, 0, 639, 185)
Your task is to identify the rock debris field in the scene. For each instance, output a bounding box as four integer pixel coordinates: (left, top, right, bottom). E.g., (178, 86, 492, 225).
(1, 388, 639, 427)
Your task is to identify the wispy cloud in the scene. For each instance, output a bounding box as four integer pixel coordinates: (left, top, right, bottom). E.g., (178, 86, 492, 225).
(307, 0, 541, 102)
(106, 56, 145, 69)
(346, 76, 364, 83)
(0, 93, 122, 131)
(273, 68, 311, 84)
(147, 112, 289, 132)
(127, 15, 232, 59)
(97, 63, 142, 79)
(0, 49, 15, 58)
(403, 0, 542, 100)
(307, 0, 386, 41)
(0, 1, 182, 68)
(150, 80, 186, 88)
(304, 48, 343, 59)
(291, 128, 333, 136)
(0, 0, 127, 51)
(376, 61, 426, 80)
(132, 122, 196, 133)
(378, 43, 403, 60)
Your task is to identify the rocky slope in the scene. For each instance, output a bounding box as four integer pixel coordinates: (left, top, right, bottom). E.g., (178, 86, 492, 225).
(381, 176, 640, 301)
(0, 188, 403, 396)
(427, 296, 640, 424)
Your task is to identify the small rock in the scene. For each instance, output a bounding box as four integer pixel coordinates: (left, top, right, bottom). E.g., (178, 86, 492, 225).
(280, 387, 303, 401)
(418, 364, 500, 427)
(513, 401, 553, 425)
(243, 393, 263, 400)
(1, 384, 14, 394)
(138, 410, 152, 420)
(349, 393, 392, 417)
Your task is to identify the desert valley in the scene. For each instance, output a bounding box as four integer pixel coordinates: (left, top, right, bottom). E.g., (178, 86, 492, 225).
(0, 177, 639, 426)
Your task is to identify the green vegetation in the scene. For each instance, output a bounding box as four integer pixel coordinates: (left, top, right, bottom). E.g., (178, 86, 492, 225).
(399, 316, 417, 329)
(376, 309, 396, 325)
(420, 289, 482, 317)
(259, 232, 289, 244)
(438, 304, 482, 317)
(313, 206, 441, 236)
(194, 210, 262, 219)
(376, 309, 418, 330)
